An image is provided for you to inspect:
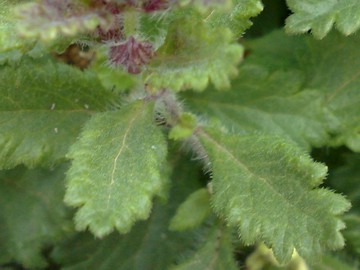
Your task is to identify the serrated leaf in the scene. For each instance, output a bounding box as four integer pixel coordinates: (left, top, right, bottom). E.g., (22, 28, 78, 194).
(208, 0, 264, 37)
(65, 101, 168, 237)
(0, 56, 115, 169)
(15, 0, 112, 41)
(184, 30, 360, 151)
(0, 164, 72, 269)
(171, 222, 238, 270)
(198, 128, 351, 263)
(285, 0, 360, 39)
(169, 188, 211, 231)
(144, 9, 243, 91)
(53, 155, 206, 270)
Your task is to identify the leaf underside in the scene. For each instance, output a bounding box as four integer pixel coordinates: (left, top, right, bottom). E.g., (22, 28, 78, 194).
(285, 0, 360, 39)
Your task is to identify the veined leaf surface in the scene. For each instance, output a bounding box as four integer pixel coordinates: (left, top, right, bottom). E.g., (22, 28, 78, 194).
(65, 101, 168, 237)
(199, 128, 350, 263)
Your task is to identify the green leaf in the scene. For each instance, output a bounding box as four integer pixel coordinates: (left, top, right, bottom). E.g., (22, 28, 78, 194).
(184, 31, 360, 151)
(198, 128, 351, 263)
(0, 164, 73, 268)
(285, 0, 360, 39)
(183, 65, 331, 151)
(144, 9, 243, 91)
(0, 56, 114, 169)
(171, 222, 238, 270)
(169, 112, 198, 141)
(65, 101, 168, 237)
(246, 31, 360, 151)
(169, 188, 211, 231)
(0, 0, 28, 51)
(15, 1, 111, 41)
(53, 155, 207, 270)
(208, 0, 264, 37)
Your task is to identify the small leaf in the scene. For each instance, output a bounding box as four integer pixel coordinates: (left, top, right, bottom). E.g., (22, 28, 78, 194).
(285, 0, 360, 39)
(198, 128, 351, 263)
(0, 164, 72, 269)
(169, 112, 197, 141)
(65, 100, 168, 237)
(171, 222, 238, 270)
(109, 36, 154, 74)
(169, 188, 211, 231)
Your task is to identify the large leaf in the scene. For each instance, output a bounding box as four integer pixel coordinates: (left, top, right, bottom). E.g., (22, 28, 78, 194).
(198, 128, 350, 263)
(285, 0, 360, 39)
(53, 155, 207, 270)
(144, 9, 243, 91)
(255, 31, 360, 151)
(0, 164, 72, 269)
(171, 223, 238, 270)
(65, 101, 168, 237)
(188, 30, 360, 152)
(183, 66, 331, 151)
(0, 56, 115, 169)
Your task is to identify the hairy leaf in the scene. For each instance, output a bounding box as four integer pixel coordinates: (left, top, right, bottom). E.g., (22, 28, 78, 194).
(198, 128, 350, 263)
(183, 66, 330, 150)
(208, 0, 264, 37)
(171, 223, 238, 270)
(16, 0, 112, 41)
(65, 101, 168, 237)
(185, 31, 360, 151)
(53, 155, 206, 270)
(144, 9, 243, 91)
(0, 56, 115, 169)
(169, 188, 211, 231)
(285, 0, 360, 39)
(0, 165, 72, 268)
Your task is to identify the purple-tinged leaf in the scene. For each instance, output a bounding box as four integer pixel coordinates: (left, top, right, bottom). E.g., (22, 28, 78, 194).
(109, 36, 154, 74)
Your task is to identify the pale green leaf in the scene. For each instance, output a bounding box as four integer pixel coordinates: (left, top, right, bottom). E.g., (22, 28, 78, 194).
(144, 9, 243, 91)
(15, 1, 111, 41)
(285, 0, 360, 39)
(198, 128, 351, 263)
(169, 188, 211, 231)
(171, 223, 238, 270)
(53, 156, 207, 270)
(65, 101, 168, 237)
(0, 56, 115, 169)
(0, 0, 30, 52)
(208, 0, 264, 37)
(0, 164, 73, 269)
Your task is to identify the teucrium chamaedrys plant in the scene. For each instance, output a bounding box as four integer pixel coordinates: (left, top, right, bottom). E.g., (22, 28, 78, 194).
(0, 0, 360, 269)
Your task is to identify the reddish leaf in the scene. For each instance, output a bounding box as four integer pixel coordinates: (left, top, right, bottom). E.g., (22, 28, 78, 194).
(109, 36, 153, 74)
